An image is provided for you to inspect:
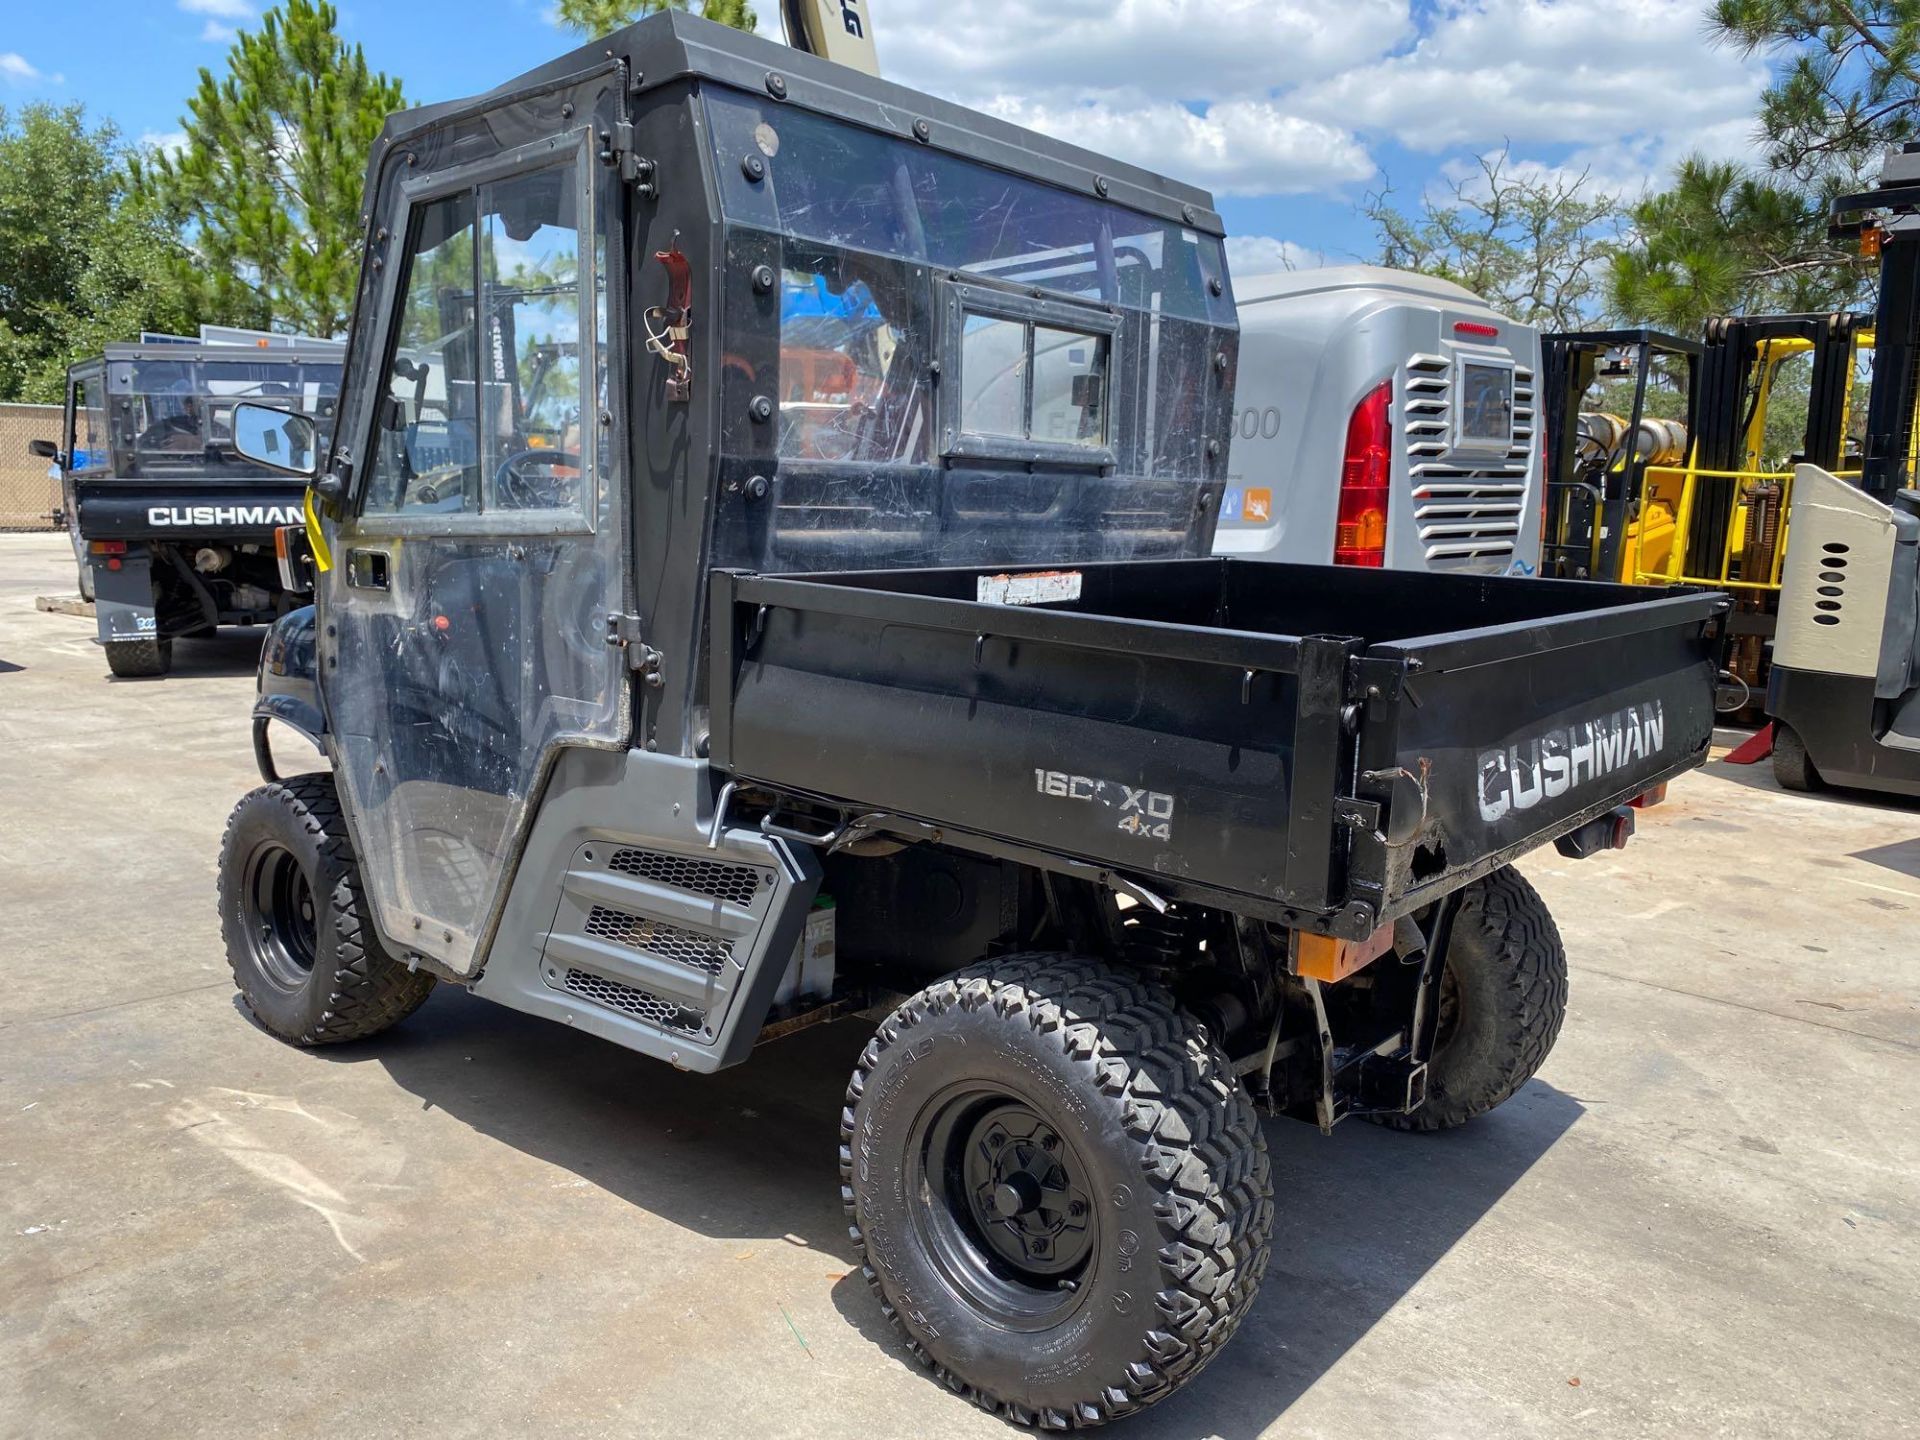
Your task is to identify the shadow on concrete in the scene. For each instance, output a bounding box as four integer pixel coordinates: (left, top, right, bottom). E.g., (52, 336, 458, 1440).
(332, 987, 1581, 1436)
(98, 628, 266, 682)
(1852, 835, 1920, 880)
(1700, 753, 1920, 811)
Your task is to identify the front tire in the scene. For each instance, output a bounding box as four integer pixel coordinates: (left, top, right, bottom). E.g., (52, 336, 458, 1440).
(105, 637, 171, 678)
(841, 955, 1273, 1427)
(217, 774, 434, 1045)
(1772, 723, 1822, 792)
(1375, 866, 1568, 1132)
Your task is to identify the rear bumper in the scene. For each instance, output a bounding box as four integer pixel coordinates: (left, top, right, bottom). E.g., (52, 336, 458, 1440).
(73, 481, 307, 542)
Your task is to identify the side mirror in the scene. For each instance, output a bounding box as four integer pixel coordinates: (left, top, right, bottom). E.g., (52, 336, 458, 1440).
(232, 402, 319, 478)
(26, 438, 59, 461)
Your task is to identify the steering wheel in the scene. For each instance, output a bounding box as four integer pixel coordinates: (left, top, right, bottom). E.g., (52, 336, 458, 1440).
(493, 449, 582, 510)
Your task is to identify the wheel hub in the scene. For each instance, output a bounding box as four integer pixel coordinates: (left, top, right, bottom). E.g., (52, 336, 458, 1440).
(244, 842, 318, 991)
(959, 1103, 1092, 1275)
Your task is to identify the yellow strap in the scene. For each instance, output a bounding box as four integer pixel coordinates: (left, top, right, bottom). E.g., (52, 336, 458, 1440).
(304, 488, 332, 573)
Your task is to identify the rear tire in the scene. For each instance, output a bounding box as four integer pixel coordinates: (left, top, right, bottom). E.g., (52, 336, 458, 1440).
(842, 954, 1273, 1427)
(217, 773, 434, 1045)
(105, 637, 171, 678)
(1373, 867, 1567, 1132)
(1772, 723, 1822, 792)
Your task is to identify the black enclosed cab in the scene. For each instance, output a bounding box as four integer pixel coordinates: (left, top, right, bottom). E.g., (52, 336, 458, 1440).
(1767, 145, 1920, 798)
(214, 14, 1727, 1425)
(29, 333, 343, 677)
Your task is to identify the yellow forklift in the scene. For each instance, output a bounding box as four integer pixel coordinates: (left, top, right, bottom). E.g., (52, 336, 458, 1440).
(1763, 144, 1920, 796)
(1543, 310, 1873, 711)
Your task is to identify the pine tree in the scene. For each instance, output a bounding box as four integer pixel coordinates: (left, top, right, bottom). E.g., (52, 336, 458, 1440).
(129, 0, 403, 338)
(553, 0, 758, 40)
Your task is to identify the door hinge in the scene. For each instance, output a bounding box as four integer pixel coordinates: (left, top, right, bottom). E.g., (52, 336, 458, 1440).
(606, 612, 665, 686)
(599, 121, 656, 197)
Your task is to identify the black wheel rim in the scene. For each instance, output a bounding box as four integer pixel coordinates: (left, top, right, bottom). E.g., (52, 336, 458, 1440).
(243, 842, 318, 991)
(909, 1086, 1096, 1329)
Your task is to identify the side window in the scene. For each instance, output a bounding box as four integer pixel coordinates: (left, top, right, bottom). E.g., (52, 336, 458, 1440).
(364, 191, 479, 516)
(71, 376, 110, 473)
(477, 167, 585, 513)
(361, 159, 589, 523)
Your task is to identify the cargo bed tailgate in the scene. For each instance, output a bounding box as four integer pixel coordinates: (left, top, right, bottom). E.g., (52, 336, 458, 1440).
(708, 560, 1725, 938)
(1342, 591, 1723, 921)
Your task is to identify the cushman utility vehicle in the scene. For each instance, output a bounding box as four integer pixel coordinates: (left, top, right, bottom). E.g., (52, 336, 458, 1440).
(28, 330, 343, 677)
(216, 15, 1727, 1426)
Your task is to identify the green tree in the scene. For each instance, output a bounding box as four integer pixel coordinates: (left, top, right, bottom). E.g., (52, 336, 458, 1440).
(553, 0, 758, 39)
(130, 0, 403, 338)
(1607, 157, 1872, 332)
(1712, 0, 1920, 183)
(1363, 148, 1622, 329)
(0, 104, 204, 403)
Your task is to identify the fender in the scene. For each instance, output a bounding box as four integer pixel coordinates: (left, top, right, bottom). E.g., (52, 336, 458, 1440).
(252, 605, 328, 782)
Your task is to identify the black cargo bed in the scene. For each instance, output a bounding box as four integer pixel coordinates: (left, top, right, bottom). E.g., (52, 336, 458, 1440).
(709, 559, 1725, 937)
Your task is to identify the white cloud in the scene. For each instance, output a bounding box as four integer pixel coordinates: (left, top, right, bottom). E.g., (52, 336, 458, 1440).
(0, 52, 64, 87)
(874, 0, 1412, 108)
(201, 20, 239, 42)
(180, 0, 256, 17)
(1293, 0, 1764, 160)
(140, 130, 190, 158)
(1226, 236, 1326, 277)
(981, 96, 1374, 198)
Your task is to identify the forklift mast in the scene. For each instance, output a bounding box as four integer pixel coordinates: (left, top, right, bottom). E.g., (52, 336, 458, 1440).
(1834, 144, 1920, 500)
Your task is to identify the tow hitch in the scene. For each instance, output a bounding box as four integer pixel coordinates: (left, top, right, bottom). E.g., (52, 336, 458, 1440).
(1554, 804, 1636, 859)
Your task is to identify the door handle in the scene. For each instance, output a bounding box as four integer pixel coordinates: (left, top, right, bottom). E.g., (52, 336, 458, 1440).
(346, 548, 390, 590)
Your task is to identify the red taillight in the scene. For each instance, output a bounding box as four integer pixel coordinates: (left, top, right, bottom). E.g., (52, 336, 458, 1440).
(1335, 380, 1393, 567)
(88, 540, 126, 555)
(1454, 320, 1500, 339)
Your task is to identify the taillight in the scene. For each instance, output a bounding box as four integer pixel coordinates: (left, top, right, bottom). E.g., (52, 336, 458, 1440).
(88, 540, 127, 555)
(1335, 380, 1393, 567)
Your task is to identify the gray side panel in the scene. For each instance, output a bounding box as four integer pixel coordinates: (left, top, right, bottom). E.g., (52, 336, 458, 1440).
(472, 748, 820, 1073)
(1775, 466, 1898, 680)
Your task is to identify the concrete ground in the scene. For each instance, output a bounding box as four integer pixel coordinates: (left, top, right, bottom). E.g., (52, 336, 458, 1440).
(2, 528, 1916, 1440)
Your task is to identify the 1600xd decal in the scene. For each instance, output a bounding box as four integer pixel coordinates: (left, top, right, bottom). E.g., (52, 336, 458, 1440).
(1034, 769, 1176, 840)
(1477, 700, 1665, 822)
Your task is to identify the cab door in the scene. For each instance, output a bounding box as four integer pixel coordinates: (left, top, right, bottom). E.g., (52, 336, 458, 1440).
(320, 125, 630, 978)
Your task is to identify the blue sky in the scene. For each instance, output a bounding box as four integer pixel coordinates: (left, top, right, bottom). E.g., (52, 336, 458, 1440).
(0, 0, 1774, 276)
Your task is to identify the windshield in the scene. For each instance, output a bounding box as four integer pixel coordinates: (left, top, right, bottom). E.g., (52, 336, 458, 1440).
(704, 91, 1235, 574)
(101, 356, 342, 480)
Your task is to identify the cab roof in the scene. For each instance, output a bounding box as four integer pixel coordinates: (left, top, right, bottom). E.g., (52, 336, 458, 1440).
(365, 10, 1223, 237)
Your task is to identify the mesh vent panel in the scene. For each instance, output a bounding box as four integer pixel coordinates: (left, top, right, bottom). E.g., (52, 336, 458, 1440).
(583, 905, 732, 975)
(563, 969, 704, 1032)
(606, 848, 762, 907)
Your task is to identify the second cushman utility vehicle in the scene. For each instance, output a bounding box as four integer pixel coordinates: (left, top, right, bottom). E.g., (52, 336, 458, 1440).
(216, 15, 1727, 1426)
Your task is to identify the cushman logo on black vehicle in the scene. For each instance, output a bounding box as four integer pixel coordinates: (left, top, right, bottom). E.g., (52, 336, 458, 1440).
(148, 504, 304, 527)
(1035, 769, 1176, 841)
(1477, 701, 1665, 822)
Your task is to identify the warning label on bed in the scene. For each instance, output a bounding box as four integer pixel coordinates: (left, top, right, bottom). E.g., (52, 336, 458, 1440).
(977, 569, 1083, 606)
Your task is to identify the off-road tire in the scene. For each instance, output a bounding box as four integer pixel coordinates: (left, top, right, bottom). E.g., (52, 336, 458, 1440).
(217, 773, 434, 1045)
(105, 637, 171, 678)
(1374, 866, 1567, 1133)
(841, 954, 1273, 1428)
(1772, 723, 1822, 793)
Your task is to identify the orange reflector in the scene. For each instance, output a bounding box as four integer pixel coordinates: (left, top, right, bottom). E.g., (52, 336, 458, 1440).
(1629, 784, 1667, 809)
(1292, 924, 1395, 983)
